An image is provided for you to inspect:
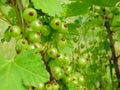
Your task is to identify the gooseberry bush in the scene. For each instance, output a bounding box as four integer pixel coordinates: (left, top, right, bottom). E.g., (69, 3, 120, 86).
(0, 0, 120, 90)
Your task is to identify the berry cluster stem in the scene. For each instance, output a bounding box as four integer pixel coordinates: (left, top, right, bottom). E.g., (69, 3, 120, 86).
(40, 51, 56, 81)
(16, 0, 25, 30)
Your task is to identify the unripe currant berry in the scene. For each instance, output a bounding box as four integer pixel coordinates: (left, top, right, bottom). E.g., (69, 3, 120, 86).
(41, 25, 51, 36)
(9, 25, 21, 37)
(57, 37, 67, 48)
(52, 82, 60, 90)
(16, 38, 28, 52)
(47, 48, 58, 58)
(64, 65, 73, 74)
(31, 19, 43, 32)
(51, 66, 64, 80)
(50, 18, 61, 30)
(77, 57, 87, 67)
(27, 42, 42, 52)
(45, 83, 52, 90)
(23, 8, 37, 22)
(56, 53, 64, 64)
(28, 32, 41, 43)
(78, 75, 85, 85)
(59, 22, 68, 34)
(63, 54, 72, 65)
(34, 42, 43, 52)
(35, 83, 45, 90)
(24, 24, 33, 37)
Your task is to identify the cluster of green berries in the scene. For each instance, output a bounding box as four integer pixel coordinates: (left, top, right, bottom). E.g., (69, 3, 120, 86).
(46, 47, 88, 90)
(8, 8, 68, 54)
(7, 7, 88, 90)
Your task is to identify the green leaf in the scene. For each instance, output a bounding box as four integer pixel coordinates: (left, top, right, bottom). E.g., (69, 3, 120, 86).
(1, 5, 16, 23)
(1, 26, 11, 43)
(67, 0, 120, 16)
(68, 23, 80, 35)
(31, 0, 62, 16)
(66, 1, 89, 17)
(41, 35, 52, 44)
(102, 40, 110, 50)
(84, 17, 104, 27)
(85, 0, 120, 7)
(0, 50, 49, 90)
(111, 15, 120, 27)
(72, 0, 120, 7)
(8, 8, 16, 19)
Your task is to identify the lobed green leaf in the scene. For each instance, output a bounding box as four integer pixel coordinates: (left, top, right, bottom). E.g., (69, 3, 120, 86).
(0, 50, 49, 90)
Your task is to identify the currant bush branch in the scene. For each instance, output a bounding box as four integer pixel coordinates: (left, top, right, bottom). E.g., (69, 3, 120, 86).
(40, 51, 56, 81)
(104, 15, 120, 88)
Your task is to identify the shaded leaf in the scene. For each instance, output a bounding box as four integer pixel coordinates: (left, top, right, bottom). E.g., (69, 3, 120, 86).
(84, 0, 120, 7)
(1, 26, 11, 43)
(68, 23, 80, 35)
(66, 1, 89, 17)
(71, 0, 120, 7)
(67, 0, 120, 17)
(84, 17, 104, 26)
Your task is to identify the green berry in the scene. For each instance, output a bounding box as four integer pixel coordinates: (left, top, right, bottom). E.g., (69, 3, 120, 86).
(23, 8, 37, 22)
(50, 18, 61, 30)
(16, 39, 28, 52)
(9, 25, 21, 37)
(31, 19, 43, 32)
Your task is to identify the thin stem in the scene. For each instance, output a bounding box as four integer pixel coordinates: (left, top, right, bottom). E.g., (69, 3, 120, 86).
(0, 18, 10, 23)
(26, 0, 29, 8)
(16, 0, 25, 30)
(10, 0, 21, 26)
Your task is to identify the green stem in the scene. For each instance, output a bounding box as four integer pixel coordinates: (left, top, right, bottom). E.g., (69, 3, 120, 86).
(16, 0, 25, 30)
(10, 0, 21, 25)
(25, 0, 29, 8)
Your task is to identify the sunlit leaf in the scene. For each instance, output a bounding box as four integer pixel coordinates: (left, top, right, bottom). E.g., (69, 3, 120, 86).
(31, 0, 62, 16)
(0, 50, 49, 90)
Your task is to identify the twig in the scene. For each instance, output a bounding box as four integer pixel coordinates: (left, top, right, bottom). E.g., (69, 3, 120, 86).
(40, 51, 56, 81)
(104, 20, 120, 88)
